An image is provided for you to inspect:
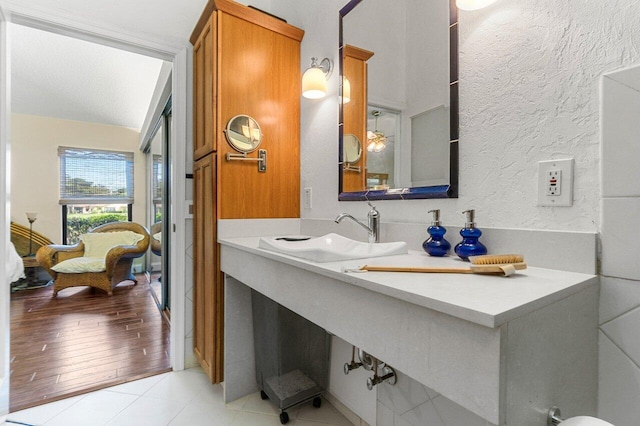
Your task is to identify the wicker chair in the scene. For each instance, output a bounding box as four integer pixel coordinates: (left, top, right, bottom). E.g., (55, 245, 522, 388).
(150, 222, 162, 257)
(36, 222, 150, 296)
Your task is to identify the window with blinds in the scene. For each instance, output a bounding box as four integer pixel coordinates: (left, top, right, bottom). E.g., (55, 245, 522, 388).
(59, 147, 134, 204)
(152, 154, 163, 222)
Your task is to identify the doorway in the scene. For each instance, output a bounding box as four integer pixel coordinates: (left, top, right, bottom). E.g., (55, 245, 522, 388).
(144, 99, 172, 313)
(3, 17, 187, 413)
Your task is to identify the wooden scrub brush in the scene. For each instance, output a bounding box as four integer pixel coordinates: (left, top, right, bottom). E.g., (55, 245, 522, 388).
(360, 254, 526, 277)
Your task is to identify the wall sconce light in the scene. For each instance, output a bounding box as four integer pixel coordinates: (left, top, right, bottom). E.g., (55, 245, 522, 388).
(342, 77, 351, 104)
(456, 0, 497, 10)
(302, 57, 333, 99)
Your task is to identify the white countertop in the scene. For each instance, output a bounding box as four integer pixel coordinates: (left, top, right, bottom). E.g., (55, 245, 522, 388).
(219, 236, 598, 328)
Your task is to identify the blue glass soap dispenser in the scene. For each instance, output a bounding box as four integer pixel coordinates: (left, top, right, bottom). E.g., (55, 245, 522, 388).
(422, 209, 451, 257)
(454, 209, 488, 261)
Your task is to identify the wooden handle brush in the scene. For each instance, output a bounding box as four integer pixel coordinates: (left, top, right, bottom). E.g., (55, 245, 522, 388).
(360, 254, 526, 277)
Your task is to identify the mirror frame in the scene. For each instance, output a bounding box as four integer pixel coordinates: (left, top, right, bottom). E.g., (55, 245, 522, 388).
(338, 0, 459, 201)
(224, 114, 263, 154)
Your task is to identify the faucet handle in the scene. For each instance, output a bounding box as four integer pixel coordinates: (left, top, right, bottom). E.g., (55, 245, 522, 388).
(367, 202, 379, 218)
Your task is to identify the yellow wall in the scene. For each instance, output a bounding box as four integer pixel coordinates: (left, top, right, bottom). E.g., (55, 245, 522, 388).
(10, 113, 147, 245)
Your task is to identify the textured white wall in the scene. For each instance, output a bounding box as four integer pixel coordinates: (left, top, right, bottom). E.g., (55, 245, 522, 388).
(277, 0, 640, 233)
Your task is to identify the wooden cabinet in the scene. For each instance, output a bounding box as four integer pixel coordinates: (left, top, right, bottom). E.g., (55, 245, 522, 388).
(190, 0, 304, 382)
(193, 15, 216, 160)
(193, 154, 220, 381)
(342, 45, 374, 193)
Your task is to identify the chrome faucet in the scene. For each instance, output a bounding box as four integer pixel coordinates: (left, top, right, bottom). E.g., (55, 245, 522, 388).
(335, 202, 380, 243)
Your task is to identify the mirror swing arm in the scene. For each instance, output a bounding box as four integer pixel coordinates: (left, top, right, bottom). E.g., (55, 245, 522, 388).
(225, 150, 267, 172)
(338, 0, 459, 201)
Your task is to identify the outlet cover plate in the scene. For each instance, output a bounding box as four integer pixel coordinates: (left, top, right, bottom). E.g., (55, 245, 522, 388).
(538, 159, 573, 207)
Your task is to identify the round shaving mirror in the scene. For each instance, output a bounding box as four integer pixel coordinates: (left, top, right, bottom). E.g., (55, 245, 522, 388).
(225, 115, 263, 153)
(343, 134, 362, 164)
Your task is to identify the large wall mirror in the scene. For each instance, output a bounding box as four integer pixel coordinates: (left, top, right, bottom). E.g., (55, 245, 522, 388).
(338, 0, 459, 200)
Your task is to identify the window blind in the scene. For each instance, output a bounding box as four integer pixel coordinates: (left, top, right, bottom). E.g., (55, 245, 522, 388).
(59, 147, 134, 204)
(152, 154, 163, 203)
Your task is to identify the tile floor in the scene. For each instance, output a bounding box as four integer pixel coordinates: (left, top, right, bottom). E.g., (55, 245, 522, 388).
(5, 368, 353, 426)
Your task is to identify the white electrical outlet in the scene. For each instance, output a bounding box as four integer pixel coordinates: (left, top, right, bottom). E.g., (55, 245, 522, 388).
(538, 159, 573, 206)
(546, 169, 562, 196)
(303, 187, 312, 209)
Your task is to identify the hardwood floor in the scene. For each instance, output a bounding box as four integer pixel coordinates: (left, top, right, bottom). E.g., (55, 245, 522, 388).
(9, 276, 170, 412)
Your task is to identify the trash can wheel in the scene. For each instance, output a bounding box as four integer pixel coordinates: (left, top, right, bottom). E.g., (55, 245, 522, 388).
(279, 412, 289, 424)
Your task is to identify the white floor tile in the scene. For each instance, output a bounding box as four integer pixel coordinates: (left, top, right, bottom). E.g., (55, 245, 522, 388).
(231, 411, 283, 426)
(105, 373, 169, 396)
(237, 392, 282, 416)
(168, 401, 239, 426)
(7, 395, 85, 425)
(104, 395, 187, 426)
(44, 391, 138, 426)
(143, 369, 211, 405)
(7, 369, 352, 426)
(297, 399, 351, 425)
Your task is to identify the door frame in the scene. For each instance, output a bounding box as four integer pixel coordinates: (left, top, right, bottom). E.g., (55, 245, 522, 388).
(1, 4, 11, 422)
(0, 6, 191, 410)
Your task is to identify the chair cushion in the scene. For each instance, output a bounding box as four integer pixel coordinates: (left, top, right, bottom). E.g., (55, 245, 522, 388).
(51, 257, 106, 273)
(80, 231, 145, 258)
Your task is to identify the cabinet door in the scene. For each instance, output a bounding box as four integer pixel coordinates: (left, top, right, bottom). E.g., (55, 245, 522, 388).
(193, 154, 220, 382)
(193, 15, 216, 160)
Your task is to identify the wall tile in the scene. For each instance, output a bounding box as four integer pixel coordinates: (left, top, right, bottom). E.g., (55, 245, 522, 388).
(598, 332, 640, 426)
(599, 276, 640, 324)
(601, 198, 640, 280)
(600, 306, 640, 365)
(377, 401, 395, 426)
(377, 371, 430, 415)
(601, 76, 640, 198)
(398, 400, 444, 426)
(431, 395, 490, 426)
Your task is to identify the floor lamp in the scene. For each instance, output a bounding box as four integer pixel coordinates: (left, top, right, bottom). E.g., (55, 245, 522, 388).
(25, 212, 38, 257)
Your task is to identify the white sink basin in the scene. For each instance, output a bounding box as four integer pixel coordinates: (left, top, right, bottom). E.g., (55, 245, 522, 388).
(258, 233, 408, 263)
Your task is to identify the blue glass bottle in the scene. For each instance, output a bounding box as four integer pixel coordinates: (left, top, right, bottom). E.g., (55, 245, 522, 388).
(454, 209, 487, 261)
(422, 209, 450, 257)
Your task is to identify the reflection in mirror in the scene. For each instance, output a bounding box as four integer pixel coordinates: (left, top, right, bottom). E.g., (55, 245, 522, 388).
(343, 134, 362, 164)
(225, 114, 263, 153)
(339, 0, 458, 200)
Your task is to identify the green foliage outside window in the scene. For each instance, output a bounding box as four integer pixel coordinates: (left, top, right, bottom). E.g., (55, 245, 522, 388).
(66, 212, 128, 244)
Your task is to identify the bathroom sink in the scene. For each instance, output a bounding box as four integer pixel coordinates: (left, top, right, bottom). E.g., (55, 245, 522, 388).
(258, 233, 408, 263)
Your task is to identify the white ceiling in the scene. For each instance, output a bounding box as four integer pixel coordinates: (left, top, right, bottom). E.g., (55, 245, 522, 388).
(11, 24, 165, 129)
(4, 0, 210, 130)
(1, 0, 209, 48)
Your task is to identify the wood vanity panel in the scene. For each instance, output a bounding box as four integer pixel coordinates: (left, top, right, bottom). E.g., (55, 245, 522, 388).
(193, 16, 216, 160)
(217, 13, 300, 219)
(193, 154, 220, 381)
(342, 45, 373, 193)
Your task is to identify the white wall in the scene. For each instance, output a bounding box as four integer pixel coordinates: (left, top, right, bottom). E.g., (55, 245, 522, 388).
(10, 113, 147, 243)
(275, 0, 640, 232)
